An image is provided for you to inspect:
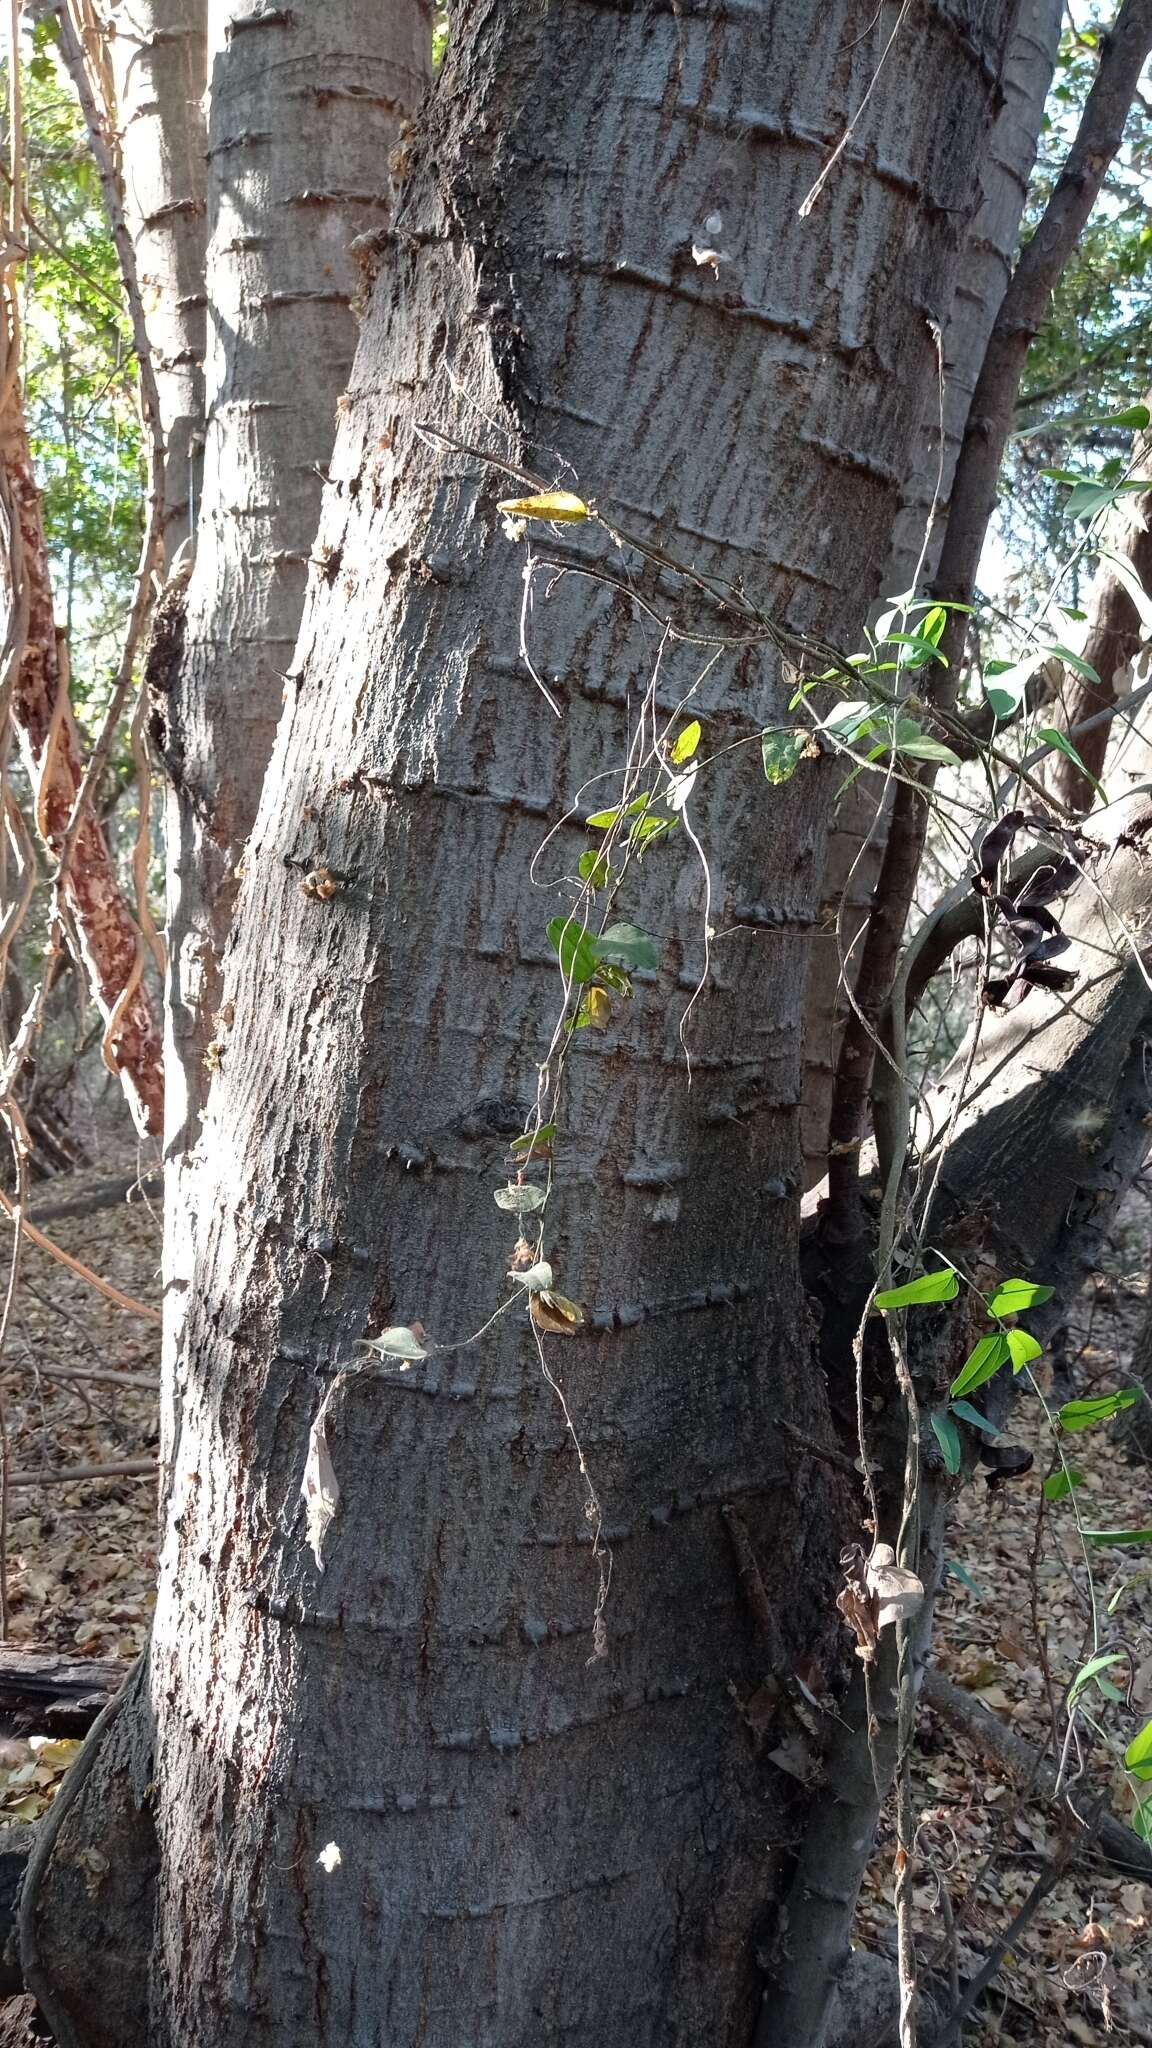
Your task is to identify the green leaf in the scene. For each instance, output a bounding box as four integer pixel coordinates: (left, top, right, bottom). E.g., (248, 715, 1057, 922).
(1007, 1328, 1043, 1373)
(592, 923, 660, 972)
(1068, 1652, 1128, 1707)
(587, 794, 649, 830)
(1133, 1796, 1152, 1839)
(1045, 644, 1101, 684)
(510, 1122, 556, 1156)
(1059, 1388, 1140, 1431)
(1066, 479, 1150, 523)
(547, 916, 599, 984)
(1084, 402, 1151, 431)
(762, 729, 807, 785)
(875, 1265, 959, 1309)
(984, 1277, 1055, 1316)
(950, 1399, 1000, 1437)
(1037, 728, 1105, 799)
(950, 1331, 1011, 1398)
(946, 1559, 984, 1598)
(628, 811, 677, 851)
(895, 734, 962, 765)
(1085, 1527, 1152, 1548)
(1127, 1720, 1152, 1782)
(931, 1410, 962, 1475)
(578, 849, 611, 888)
(1042, 1467, 1084, 1501)
(670, 719, 701, 764)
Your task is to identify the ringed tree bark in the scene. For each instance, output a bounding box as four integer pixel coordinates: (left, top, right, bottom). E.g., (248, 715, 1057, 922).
(27, 2, 1024, 2043)
(108, 0, 209, 566)
(798, 0, 1062, 1187)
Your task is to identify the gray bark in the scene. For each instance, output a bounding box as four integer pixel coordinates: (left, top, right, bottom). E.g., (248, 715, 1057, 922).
(26, 1, 1021, 2043)
(108, 0, 208, 565)
(799, 0, 1061, 1188)
(158, 0, 431, 1157)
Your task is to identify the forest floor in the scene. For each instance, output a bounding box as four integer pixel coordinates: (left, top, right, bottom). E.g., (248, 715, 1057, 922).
(0, 1166, 1149, 2043)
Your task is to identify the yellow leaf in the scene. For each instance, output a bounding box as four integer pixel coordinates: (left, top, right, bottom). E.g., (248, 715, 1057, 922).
(496, 491, 588, 523)
(29, 1738, 81, 1772)
(580, 988, 612, 1032)
(531, 1290, 585, 1336)
(7, 1794, 46, 1821)
(670, 719, 701, 764)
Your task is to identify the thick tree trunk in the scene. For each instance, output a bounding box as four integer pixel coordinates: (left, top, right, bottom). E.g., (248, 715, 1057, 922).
(799, 0, 1061, 1188)
(108, 0, 208, 566)
(26, 3, 1020, 2043)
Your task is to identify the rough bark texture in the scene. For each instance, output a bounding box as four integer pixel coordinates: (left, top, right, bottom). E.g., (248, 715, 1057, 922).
(1049, 403, 1152, 812)
(798, 0, 1061, 1187)
(0, 396, 163, 1137)
(29, 2, 1021, 2043)
(157, 0, 431, 1156)
(108, 0, 208, 565)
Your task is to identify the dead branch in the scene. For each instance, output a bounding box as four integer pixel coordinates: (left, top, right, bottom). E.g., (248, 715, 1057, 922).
(923, 1667, 1152, 1879)
(3, 1459, 154, 1487)
(0, 1192, 160, 1323)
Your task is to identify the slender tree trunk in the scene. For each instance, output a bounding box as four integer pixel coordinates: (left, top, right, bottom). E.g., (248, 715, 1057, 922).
(1049, 399, 1152, 811)
(799, 0, 1061, 1188)
(108, 0, 208, 566)
(0, 393, 163, 1136)
(158, 0, 431, 1151)
(25, 1, 1021, 2041)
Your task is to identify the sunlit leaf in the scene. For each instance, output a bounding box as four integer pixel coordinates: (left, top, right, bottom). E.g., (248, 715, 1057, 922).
(984, 1277, 1055, 1316)
(496, 490, 588, 522)
(575, 987, 612, 1031)
(531, 1289, 585, 1335)
(1058, 1388, 1139, 1431)
(1007, 1329, 1043, 1373)
(670, 719, 701, 764)
(1126, 1719, 1152, 1781)
(950, 1331, 1011, 1398)
(1037, 728, 1105, 799)
(875, 1265, 959, 1309)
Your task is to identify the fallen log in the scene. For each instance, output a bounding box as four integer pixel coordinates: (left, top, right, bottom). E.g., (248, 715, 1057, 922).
(0, 1651, 127, 1740)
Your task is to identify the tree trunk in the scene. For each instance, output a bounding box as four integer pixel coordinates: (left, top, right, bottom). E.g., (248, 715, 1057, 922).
(799, 0, 1061, 1188)
(26, 2, 1022, 2042)
(108, 0, 208, 566)
(0, 394, 164, 1138)
(1049, 399, 1152, 812)
(157, 0, 431, 1149)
